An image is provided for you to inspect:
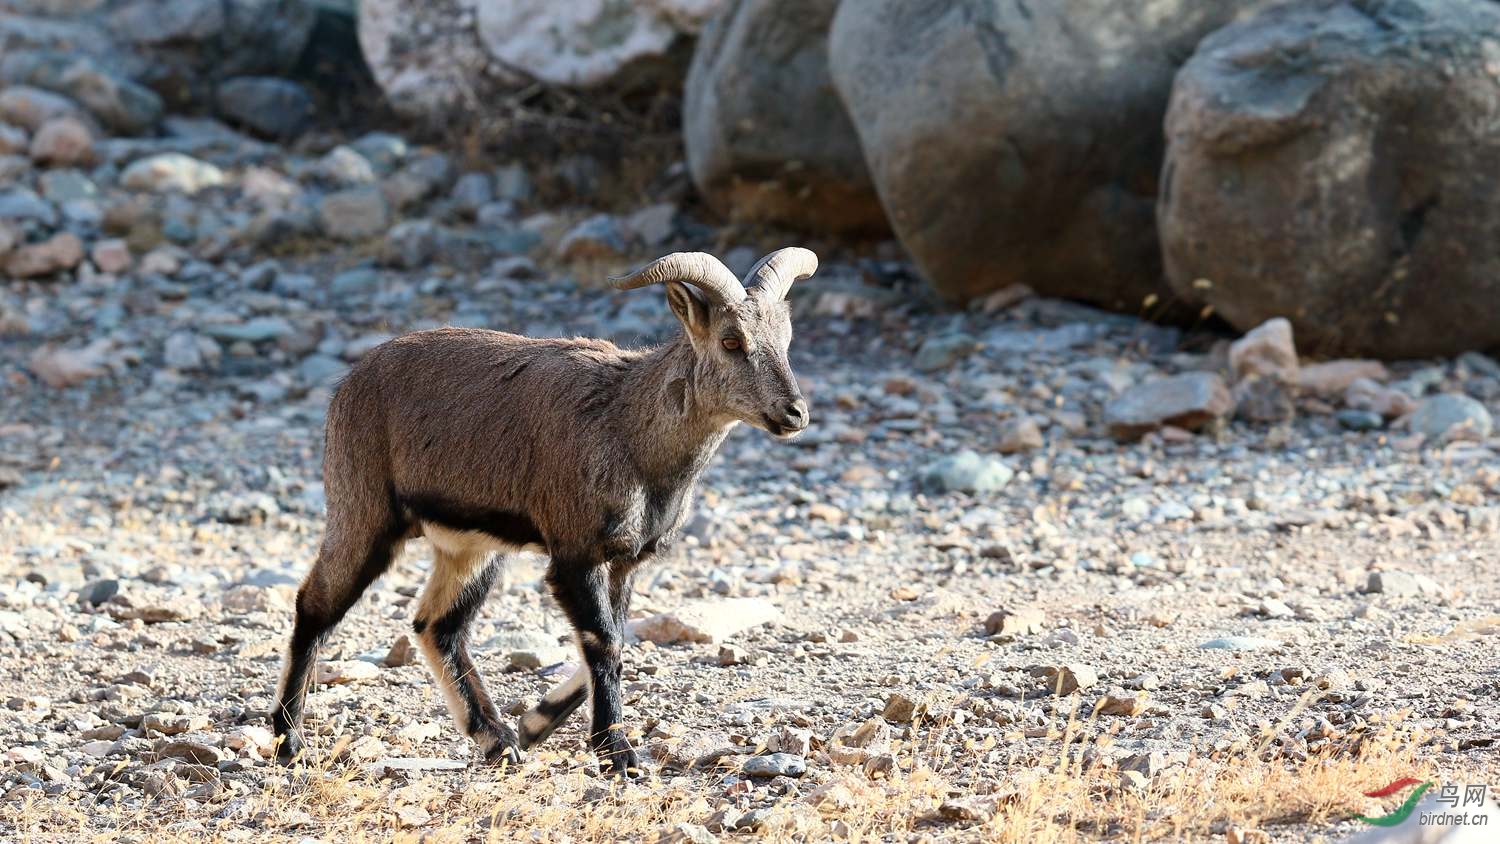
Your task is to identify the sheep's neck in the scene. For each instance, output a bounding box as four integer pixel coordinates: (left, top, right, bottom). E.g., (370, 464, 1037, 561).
(617, 336, 734, 484)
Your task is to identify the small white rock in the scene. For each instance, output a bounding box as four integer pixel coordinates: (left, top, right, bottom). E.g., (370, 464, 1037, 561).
(627, 598, 780, 645)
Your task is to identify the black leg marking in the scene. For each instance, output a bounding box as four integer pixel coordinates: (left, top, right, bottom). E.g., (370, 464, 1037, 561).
(416, 557, 521, 766)
(518, 669, 588, 750)
(547, 558, 639, 777)
(514, 554, 642, 752)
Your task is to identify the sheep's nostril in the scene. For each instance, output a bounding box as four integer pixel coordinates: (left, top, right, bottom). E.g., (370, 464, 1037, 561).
(785, 399, 810, 428)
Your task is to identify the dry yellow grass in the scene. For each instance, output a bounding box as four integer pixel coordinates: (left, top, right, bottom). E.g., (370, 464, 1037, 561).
(3, 719, 1486, 844)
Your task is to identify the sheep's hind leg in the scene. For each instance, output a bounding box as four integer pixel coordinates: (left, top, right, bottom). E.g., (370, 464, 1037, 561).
(273, 524, 404, 764)
(518, 655, 588, 750)
(414, 548, 520, 766)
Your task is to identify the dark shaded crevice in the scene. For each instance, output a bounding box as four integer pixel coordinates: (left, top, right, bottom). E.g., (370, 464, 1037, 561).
(1397, 194, 1437, 255)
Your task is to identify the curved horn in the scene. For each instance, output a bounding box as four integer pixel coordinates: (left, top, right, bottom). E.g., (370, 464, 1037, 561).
(745, 247, 819, 301)
(610, 252, 746, 305)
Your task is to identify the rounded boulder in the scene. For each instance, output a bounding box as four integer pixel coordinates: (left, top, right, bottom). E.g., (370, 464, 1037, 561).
(828, 0, 1280, 307)
(684, 0, 885, 235)
(1159, 0, 1500, 358)
(358, 0, 726, 124)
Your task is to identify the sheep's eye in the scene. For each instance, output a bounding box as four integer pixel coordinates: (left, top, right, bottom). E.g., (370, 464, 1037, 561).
(721, 337, 742, 352)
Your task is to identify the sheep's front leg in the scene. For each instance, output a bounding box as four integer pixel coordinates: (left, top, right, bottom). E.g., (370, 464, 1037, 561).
(547, 559, 639, 777)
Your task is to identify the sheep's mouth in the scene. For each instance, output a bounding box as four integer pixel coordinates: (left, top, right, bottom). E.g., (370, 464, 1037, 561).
(762, 415, 805, 440)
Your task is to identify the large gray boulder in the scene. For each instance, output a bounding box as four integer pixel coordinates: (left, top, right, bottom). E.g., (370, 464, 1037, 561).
(828, 0, 1278, 307)
(684, 0, 885, 235)
(359, 0, 727, 124)
(1160, 0, 1500, 358)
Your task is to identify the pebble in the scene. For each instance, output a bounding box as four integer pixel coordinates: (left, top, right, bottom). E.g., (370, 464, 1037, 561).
(90, 238, 132, 274)
(0, 122, 27, 154)
(914, 332, 977, 372)
(221, 583, 289, 613)
(342, 333, 394, 360)
(1234, 375, 1295, 424)
(29, 117, 94, 166)
(1256, 598, 1295, 619)
(983, 606, 1045, 637)
(1105, 372, 1232, 439)
(740, 752, 805, 778)
(938, 797, 995, 823)
(1033, 663, 1098, 695)
(40, 169, 99, 202)
(29, 340, 111, 387)
(0, 187, 57, 224)
(769, 727, 813, 757)
(162, 331, 219, 372)
(351, 132, 408, 173)
(648, 729, 741, 772)
(0, 86, 85, 131)
(1298, 359, 1388, 396)
(1406, 394, 1493, 443)
(1345, 378, 1417, 419)
(153, 739, 222, 765)
(223, 726, 274, 758)
(216, 77, 313, 139)
(6, 232, 84, 278)
(298, 354, 347, 386)
(1229, 318, 1298, 382)
(1199, 636, 1281, 652)
(202, 317, 293, 344)
(1365, 570, 1441, 598)
(141, 713, 210, 736)
(107, 596, 198, 623)
(1094, 691, 1147, 716)
(1336, 409, 1384, 431)
(383, 152, 451, 209)
(317, 145, 377, 185)
(316, 660, 381, 685)
(492, 630, 569, 669)
(450, 172, 494, 218)
(319, 187, 390, 240)
(555, 213, 629, 261)
(995, 415, 1043, 453)
(120, 153, 225, 194)
(881, 692, 919, 722)
(383, 634, 417, 667)
(627, 203, 676, 246)
(627, 598, 780, 645)
(920, 450, 1013, 495)
(1118, 750, 1168, 778)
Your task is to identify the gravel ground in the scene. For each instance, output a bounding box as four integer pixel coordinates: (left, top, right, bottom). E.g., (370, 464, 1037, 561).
(2, 121, 1499, 842)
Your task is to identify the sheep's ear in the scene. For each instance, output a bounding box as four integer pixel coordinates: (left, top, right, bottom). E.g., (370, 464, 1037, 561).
(666, 280, 711, 338)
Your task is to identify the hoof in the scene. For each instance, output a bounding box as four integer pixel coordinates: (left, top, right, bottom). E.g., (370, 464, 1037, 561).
(274, 731, 305, 766)
(599, 747, 643, 779)
(483, 741, 523, 769)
